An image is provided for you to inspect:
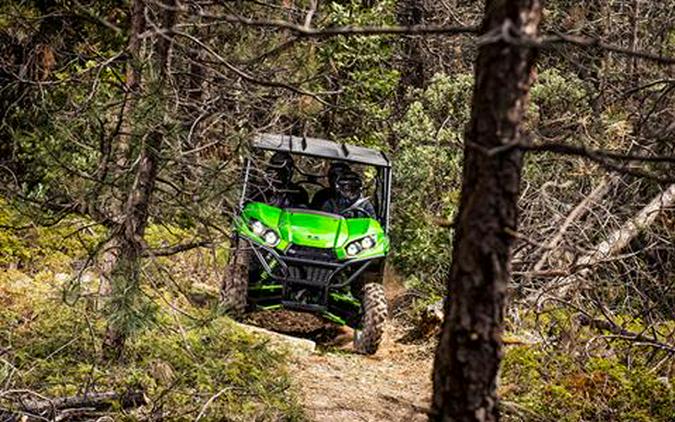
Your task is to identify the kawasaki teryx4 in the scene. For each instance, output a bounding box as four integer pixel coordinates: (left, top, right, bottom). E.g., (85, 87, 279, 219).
(223, 134, 392, 354)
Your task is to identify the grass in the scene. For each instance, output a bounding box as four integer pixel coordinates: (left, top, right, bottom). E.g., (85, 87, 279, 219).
(500, 307, 675, 422)
(0, 271, 306, 421)
(0, 199, 305, 421)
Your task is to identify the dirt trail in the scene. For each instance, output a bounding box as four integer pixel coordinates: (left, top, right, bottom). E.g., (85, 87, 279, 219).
(291, 323, 433, 422)
(246, 302, 435, 422)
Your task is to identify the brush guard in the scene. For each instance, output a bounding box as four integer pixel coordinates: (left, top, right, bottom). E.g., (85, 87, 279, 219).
(241, 239, 378, 327)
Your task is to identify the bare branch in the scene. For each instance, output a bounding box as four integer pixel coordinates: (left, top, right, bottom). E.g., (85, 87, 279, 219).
(515, 141, 675, 183)
(532, 176, 618, 272)
(541, 31, 675, 66)
(191, 12, 481, 38)
(203, 13, 675, 64)
(169, 29, 330, 105)
(527, 140, 675, 168)
(530, 184, 675, 303)
(303, 0, 317, 29)
(580, 316, 675, 354)
(143, 240, 213, 257)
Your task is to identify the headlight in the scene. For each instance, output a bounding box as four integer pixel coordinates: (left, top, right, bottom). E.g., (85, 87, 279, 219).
(249, 219, 280, 247)
(250, 220, 266, 236)
(360, 236, 375, 249)
(346, 236, 376, 257)
(263, 230, 280, 246)
(346, 243, 361, 256)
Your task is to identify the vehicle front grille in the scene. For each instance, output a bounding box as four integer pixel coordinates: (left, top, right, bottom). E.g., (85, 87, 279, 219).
(285, 245, 337, 262)
(287, 264, 332, 284)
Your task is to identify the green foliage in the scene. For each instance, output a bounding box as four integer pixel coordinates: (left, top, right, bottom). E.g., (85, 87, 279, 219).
(0, 198, 103, 271)
(502, 346, 675, 421)
(502, 306, 675, 422)
(142, 222, 229, 295)
(0, 197, 274, 418)
(144, 224, 193, 249)
(0, 274, 305, 421)
(530, 68, 590, 128)
(12, 62, 120, 194)
(2, 2, 673, 420)
(317, 0, 400, 144)
(389, 73, 471, 294)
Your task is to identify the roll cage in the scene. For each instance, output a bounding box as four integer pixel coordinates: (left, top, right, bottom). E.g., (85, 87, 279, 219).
(238, 133, 393, 231)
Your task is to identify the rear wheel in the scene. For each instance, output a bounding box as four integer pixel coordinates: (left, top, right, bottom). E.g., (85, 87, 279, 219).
(353, 282, 387, 354)
(221, 236, 250, 317)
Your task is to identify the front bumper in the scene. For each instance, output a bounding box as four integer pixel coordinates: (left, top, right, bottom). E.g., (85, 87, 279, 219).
(239, 237, 381, 325)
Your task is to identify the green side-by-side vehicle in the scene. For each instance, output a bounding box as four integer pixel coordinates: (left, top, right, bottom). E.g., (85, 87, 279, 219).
(223, 134, 392, 354)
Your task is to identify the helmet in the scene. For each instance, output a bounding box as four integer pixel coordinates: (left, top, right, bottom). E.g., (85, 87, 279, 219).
(266, 152, 294, 185)
(335, 171, 362, 202)
(327, 162, 351, 188)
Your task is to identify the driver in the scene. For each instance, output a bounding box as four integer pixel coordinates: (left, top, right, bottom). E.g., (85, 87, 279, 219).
(310, 161, 351, 209)
(251, 152, 308, 208)
(319, 170, 375, 218)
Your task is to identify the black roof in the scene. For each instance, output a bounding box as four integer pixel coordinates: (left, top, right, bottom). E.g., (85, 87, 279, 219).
(252, 133, 391, 167)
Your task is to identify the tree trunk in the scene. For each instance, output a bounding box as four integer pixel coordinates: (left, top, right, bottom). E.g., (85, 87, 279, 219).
(99, 0, 147, 301)
(397, 0, 427, 93)
(181, 10, 209, 182)
(431, 1, 542, 421)
(115, 0, 146, 169)
(156, 0, 177, 79)
(584, 0, 611, 114)
(100, 0, 168, 360)
(103, 131, 162, 359)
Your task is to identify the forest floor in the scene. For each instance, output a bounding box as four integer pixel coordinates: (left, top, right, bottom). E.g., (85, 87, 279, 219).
(244, 279, 435, 422)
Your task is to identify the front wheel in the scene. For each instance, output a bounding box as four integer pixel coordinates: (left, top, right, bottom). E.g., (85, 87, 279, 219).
(353, 282, 387, 354)
(221, 236, 250, 317)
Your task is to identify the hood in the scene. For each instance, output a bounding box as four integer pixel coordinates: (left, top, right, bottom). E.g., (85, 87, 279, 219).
(278, 209, 348, 248)
(240, 202, 385, 251)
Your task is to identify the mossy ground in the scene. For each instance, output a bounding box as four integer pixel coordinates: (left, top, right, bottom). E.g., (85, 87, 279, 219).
(500, 307, 675, 422)
(0, 272, 305, 421)
(0, 200, 304, 421)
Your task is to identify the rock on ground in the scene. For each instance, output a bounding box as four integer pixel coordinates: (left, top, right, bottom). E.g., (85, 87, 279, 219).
(235, 321, 317, 356)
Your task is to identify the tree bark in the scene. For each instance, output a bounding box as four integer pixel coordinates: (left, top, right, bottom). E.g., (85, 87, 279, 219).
(99, 0, 147, 301)
(397, 0, 428, 93)
(101, 0, 168, 360)
(156, 0, 177, 79)
(115, 0, 146, 169)
(431, 1, 542, 421)
(103, 131, 162, 359)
